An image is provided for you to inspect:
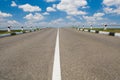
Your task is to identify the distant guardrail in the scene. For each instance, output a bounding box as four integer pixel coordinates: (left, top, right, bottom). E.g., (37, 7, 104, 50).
(0, 27, 42, 38)
(76, 28, 120, 38)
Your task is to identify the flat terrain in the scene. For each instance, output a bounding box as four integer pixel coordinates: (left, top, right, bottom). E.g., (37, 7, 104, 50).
(0, 28, 57, 80)
(60, 28, 120, 80)
(0, 28, 120, 80)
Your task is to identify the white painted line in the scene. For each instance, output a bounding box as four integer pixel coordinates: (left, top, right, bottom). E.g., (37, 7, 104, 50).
(52, 28, 61, 80)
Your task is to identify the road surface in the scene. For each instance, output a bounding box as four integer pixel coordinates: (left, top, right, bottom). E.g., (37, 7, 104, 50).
(0, 28, 57, 80)
(0, 28, 120, 80)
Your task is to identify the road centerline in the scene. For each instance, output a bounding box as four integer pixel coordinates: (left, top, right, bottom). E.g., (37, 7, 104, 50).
(52, 28, 61, 80)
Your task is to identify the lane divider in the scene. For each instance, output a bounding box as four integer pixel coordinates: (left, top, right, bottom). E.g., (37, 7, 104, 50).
(52, 28, 61, 80)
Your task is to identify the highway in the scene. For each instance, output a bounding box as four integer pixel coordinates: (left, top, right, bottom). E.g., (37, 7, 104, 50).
(0, 28, 120, 80)
(60, 28, 120, 80)
(0, 28, 57, 80)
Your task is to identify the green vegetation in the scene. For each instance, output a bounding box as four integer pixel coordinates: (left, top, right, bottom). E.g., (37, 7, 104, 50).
(0, 30, 25, 34)
(22, 31, 26, 33)
(36, 28, 40, 30)
(0, 30, 9, 34)
(10, 32, 16, 35)
(103, 28, 120, 33)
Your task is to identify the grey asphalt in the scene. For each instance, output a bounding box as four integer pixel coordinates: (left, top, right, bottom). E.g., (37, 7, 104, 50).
(0, 28, 120, 80)
(0, 28, 57, 80)
(60, 28, 120, 80)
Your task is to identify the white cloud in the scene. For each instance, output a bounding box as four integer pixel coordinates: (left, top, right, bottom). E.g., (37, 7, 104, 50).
(46, 18, 64, 25)
(11, 1, 17, 7)
(45, 0, 56, 2)
(103, 0, 120, 15)
(0, 11, 12, 17)
(24, 18, 82, 28)
(83, 13, 105, 23)
(52, 4, 57, 8)
(0, 18, 21, 28)
(103, 7, 113, 14)
(94, 13, 105, 17)
(82, 6, 89, 9)
(24, 13, 44, 21)
(48, 18, 82, 27)
(47, 18, 65, 27)
(104, 7, 120, 15)
(18, 4, 41, 12)
(47, 7, 56, 12)
(113, 7, 120, 15)
(7, 20, 20, 25)
(103, 0, 120, 6)
(57, 0, 87, 15)
(66, 16, 76, 21)
(66, 16, 72, 19)
(52, 18, 64, 23)
(43, 12, 50, 15)
(24, 13, 44, 27)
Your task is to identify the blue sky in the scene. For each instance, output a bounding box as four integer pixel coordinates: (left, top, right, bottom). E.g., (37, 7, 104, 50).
(0, 0, 120, 29)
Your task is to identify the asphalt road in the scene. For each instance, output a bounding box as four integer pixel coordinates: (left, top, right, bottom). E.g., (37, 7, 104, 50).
(0, 28, 120, 80)
(0, 28, 57, 80)
(60, 28, 120, 80)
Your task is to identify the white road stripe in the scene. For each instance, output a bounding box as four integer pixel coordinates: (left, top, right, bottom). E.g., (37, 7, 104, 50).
(52, 29, 61, 80)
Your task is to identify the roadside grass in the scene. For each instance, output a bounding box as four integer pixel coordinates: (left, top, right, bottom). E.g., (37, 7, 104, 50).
(104, 29, 120, 33)
(0, 30, 9, 34)
(0, 30, 25, 34)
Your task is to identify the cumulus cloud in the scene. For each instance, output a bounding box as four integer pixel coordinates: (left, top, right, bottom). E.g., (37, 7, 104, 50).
(24, 13, 44, 21)
(52, 4, 57, 8)
(83, 13, 105, 23)
(11, 1, 17, 7)
(45, 0, 56, 2)
(48, 18, 82, 27)
(18, 4, 41, 12)
(103, 0, 120, 15)
(103, 0, 120, 6)
(47, 7, 56, 12)
(94, 13, 105, 17)
(66, 16, 76, 21)
(0, 19, 21, 28)
(0, 11, 12, 17)
(52, 18, 64, 23)
(47, 18, 65, 27)
(103, 7, 113, 14)
(57, 0, 87, 15)
(113, 7, 120, 15)
(104, 7, 120, 15)
(24, 18, 82, 28)
(7, 20, 20, 26)
(43, 12, 50, 15)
